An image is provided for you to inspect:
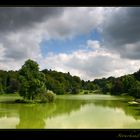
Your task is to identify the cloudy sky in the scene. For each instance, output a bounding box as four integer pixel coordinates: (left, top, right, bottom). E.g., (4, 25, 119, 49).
(0, 7, 140, 81)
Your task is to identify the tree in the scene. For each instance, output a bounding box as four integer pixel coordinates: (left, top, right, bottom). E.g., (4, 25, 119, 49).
(129, 81, 140, 98)
(0, 70, 8, 93)
(7, 78, 20, 93)
(0, 82, 4, 94)
(102, 82, 112, 94)
(71, 87, 80, 94)
(111, 79, 123, 95)
(19, 59, 46, 100)
(121, 75, 135, 93)
(133, 69, 140, 81)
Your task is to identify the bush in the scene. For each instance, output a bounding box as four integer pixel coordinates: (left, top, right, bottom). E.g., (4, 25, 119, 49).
(71, 88, 80, 94)
(84, 91, 88, 94)
(15, 99, 26, 103)
(46, 90, 56, 102)
(89, 90, 93, 93)
(39, 90, 56, 103)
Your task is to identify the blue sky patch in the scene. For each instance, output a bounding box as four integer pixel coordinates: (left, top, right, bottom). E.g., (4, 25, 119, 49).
(40, 29, 102, 57)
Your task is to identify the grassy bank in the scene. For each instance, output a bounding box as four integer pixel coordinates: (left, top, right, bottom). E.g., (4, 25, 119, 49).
(0, 93, 22, 103)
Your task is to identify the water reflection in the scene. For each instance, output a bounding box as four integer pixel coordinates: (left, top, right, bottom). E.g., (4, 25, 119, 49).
(0, 95, 140, 128)
(0, 117, 19, 128)
(45, 104, 140, 128)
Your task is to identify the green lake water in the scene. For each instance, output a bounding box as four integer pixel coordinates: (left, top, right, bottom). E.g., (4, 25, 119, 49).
(0, 94, 140, 129)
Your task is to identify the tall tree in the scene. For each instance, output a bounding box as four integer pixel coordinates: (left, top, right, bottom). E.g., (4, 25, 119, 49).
(129, 80, 140, 98)
(111, 79, 123, 95)
(19, 59, 46, 100)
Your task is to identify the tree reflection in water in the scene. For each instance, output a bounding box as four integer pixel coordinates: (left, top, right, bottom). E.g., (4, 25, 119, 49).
(0, 95, 140, 128)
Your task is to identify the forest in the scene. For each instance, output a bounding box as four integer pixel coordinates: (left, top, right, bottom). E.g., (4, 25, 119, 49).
(0, 59, 140, 99)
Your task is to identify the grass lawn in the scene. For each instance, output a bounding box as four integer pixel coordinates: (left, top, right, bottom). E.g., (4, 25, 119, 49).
(0, 93, 22, 103)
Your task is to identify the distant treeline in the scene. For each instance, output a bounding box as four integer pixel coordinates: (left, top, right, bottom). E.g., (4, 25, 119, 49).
(0, 68, 98, 95)
(94, 70, 140, 98)
(0, 59, 140, 98)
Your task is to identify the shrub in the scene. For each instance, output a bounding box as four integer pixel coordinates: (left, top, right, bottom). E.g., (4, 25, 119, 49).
(71, 88, 80, 94)
(84, 91, 88, 94)
(39, 90, 56, 103)
(89, 90, 93, 93)
(45, 90, 56, 102)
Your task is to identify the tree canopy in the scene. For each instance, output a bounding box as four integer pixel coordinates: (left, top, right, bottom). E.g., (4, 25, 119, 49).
(19, 59, 46, 100)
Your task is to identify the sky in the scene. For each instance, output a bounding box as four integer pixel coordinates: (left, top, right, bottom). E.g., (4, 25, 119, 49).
(0, 7, 140, 81)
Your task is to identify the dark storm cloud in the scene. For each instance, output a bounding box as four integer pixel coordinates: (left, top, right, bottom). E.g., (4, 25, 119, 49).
(4, 48, 28, 60)
(0, 7, 64, 32)
(102, 7, 140, 59)
(0, 7, 64, 60)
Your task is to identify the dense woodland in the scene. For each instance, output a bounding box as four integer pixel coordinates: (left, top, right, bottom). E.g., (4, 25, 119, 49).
(0, 59, 140, 99)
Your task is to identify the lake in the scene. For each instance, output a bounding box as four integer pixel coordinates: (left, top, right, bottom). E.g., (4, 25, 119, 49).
(0, 94, 140, 129)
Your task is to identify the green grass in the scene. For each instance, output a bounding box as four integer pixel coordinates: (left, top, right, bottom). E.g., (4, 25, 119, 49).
(0, 94, 43, 104)
(0, 93, 22, 103)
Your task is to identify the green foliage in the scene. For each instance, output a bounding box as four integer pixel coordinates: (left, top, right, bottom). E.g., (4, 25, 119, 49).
(111, 79, 124, 95)
(133, 69, 140, 81)
(71, 87, 80, 94)
(92, 72, 140, 98)
(45, 90, 56, 102)
(0, 70, 20, 94)
(19, 59, 46, 100)
(129, 81, 140, 98)
(84, 91, 89, 94)
(1, 58, 140, 100)
(121, 75, 135, 93)
(37, 90, 56, 103)
(42, 69, 82, 95)
(0, 82, 4, 94)
(7, 78, 20, 93)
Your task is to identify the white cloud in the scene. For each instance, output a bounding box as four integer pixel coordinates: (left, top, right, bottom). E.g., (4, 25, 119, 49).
(87, 40, 101, 50)
(39, 7, 104, 40)
(102, 7, 140, 59)
(0, 7, 105, 71)
(0, 28, 44, 70)
(42, 43, 140, 80)
(0, 7, 140, 80)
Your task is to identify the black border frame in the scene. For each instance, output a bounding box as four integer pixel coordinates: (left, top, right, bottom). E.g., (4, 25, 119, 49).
(0, 0, 140, 6)
(0, 0, 140, 139)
